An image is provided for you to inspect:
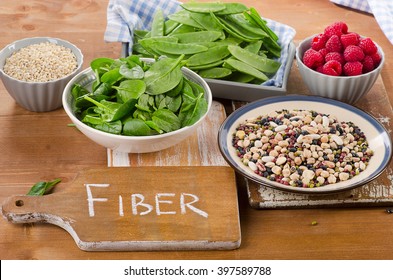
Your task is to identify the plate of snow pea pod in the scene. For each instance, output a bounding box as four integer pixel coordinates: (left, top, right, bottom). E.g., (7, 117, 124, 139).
(124, 2, 296, 101)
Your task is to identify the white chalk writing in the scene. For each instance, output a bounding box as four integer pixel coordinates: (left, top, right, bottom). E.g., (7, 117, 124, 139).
(85, 184, 208, 218)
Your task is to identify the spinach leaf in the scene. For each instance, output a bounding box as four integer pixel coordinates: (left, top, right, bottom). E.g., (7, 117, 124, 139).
(101, 68, 122, 85)
(114, 80, 146, 102)
(27, 179, 61, 196)
(95, 120, 122, 134)
(179, 92, 208, 127)
(144, 55, 185, 95)
(119, 63, 144, 80)
(123, 118, 152, 136)
(152, 109, 181, 132)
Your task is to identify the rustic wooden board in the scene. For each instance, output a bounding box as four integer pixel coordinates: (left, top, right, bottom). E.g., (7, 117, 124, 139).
(107, 101, 229, 168)
(247, 71, 393, 209)
(1, 166, 240, 251)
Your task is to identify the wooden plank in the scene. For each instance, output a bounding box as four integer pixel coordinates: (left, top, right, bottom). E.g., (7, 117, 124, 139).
(247, 67, 393, 209)
(107, 101, 229, 167)
(2, 166, 240, 251)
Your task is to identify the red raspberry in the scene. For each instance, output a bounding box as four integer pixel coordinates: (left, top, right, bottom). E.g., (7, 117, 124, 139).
(362, 56, 375, 73)
(340, 32, 360, 48)
(325, 52, 345, 65)
(322, 60, 342, 76)
(343, 45, 365, 62)
(358, 37, 378, 55)
(303, 48, 324, 69)
(324, 21, 348, 37)
(318, 48, 328, 58)
(316, 65, 324, 73)
(311, 33, 328, 51)
(343, 61, 363, 76)
(325, 35, 342, 52)
(370, 52, 382, 67)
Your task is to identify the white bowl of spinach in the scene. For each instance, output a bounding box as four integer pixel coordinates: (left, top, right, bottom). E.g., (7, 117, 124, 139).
(62, 55, 212, 153)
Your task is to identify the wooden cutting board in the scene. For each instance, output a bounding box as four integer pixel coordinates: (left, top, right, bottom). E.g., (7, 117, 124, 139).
(1, 166, 240, 251)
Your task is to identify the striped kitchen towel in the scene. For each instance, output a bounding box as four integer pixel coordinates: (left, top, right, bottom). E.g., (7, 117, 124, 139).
(104, 0, 296, 88)
(331, 0, 393, 45)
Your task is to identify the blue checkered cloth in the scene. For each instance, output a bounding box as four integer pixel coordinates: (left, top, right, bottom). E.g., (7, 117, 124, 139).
(331, 0, 393, 45)
(104, 0, 296, 88)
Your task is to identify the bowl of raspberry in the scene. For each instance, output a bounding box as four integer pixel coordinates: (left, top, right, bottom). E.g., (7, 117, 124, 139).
(295, 21, 384, 104)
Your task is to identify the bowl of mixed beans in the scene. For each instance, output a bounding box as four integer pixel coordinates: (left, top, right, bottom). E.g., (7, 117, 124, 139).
(218, 95, 392, 194)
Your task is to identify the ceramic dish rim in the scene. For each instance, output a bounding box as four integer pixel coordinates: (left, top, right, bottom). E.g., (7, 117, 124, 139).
(218, 95, 393, 194)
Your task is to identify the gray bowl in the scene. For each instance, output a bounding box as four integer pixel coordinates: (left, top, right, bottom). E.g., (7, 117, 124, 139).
(0, 37, 83, 112)
(296, 35, 384, 104)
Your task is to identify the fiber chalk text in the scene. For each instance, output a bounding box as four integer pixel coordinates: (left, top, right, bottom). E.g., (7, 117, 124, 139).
(85, 183, 208, 218)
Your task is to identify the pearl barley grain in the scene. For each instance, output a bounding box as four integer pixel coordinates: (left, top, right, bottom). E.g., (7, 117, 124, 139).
(3, 42, 77, 82)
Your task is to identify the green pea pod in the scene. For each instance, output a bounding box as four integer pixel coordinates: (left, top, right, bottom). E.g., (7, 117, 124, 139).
(151, 10, 164, 37)
(247, 8, 279, 41)
(132, 43, 154, 57)
(188, 60, 224, 71)
(134, 30, 149, 39)
(189, 12, 223, 32)
(228, 45, 280, 73)
(228, 72, 256, 83)
(139, 37, 179, 57)
(168, 24, 197, 35)
(261, 36, 282, 58)
(225, 13, 268, 38)
(209, 12, 252, 42)
(199, 37, 243, 48)
(172, 31, 223, 43)
(214, 14, 265, 42)
(215, 3, 249, 15)
(181, 2, 226, 13)
(186, 45, 230, 67)
(154, 41, 208, 55)
(164, 20, 181, 35)
(168, 10, 204, 29)
(244, 41, 263, 54)
(224, 58, 269, 82)
(198, 67, 232, 79)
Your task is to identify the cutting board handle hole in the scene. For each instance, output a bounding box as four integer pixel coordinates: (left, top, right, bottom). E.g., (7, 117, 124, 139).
(15, 200, 24, 207)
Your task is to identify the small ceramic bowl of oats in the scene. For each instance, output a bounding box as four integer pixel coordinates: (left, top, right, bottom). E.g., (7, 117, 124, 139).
(0, 37, 83, 112)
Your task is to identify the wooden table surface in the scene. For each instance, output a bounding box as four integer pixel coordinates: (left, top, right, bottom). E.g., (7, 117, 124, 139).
(1, 0, 393, 260)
